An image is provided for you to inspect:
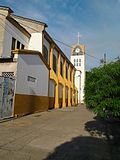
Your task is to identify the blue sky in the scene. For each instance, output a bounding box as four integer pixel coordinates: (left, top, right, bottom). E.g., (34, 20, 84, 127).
(1, 0, 120, 70)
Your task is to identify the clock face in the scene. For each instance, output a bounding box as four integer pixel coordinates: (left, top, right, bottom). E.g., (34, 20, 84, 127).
(75, 47, 80, 53)
(73, 46, 82, 55)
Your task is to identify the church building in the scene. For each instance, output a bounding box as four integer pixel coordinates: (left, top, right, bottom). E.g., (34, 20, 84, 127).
(71, 33, 85, 103)
(0, 6, 78, 119)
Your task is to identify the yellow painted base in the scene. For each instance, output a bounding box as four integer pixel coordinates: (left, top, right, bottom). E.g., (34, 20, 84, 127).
(59, 98, 62, 108)
(14, 94, 49, 116)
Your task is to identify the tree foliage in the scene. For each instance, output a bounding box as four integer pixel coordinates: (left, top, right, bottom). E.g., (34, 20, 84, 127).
(85, 60, 120, 119)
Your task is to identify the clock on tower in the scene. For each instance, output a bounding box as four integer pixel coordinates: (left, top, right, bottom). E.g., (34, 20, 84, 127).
(72, 46, 82, 55)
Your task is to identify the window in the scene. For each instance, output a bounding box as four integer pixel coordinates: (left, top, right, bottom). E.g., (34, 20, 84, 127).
(53, 49, 58, 74)
(11, 37, 25, 50)
(60, 61, 63, 76)
(74, 59, 78, 66)
(21, 44, 24, 49)
(11, 37, 16, 50)
(53, 54, 57, 73)
(70, 67, 72, 81)
(17, 41, 20, 49)
(27, 76, 36, 83)
(11, 37, 25, 58)
(60, 56, 64, 77)
(66, 63, 68, 79)
(79, 59, 81, 66)
(43, 38, 50, 64)
(74, 58, 81, 67)
(74, 59, 76, 66)
(43, 45, 48, 63)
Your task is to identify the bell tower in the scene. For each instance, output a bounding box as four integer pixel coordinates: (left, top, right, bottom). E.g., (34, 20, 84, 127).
(70, 33, 85, 103)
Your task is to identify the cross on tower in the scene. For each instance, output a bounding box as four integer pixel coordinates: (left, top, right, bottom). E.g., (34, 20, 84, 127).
(77, 32, 81, 44)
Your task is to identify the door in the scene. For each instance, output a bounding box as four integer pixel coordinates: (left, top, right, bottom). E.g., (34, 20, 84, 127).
(59, 84, 63, 108)
(0, 76, 15, 119)
(49, 79, 55, 109)
(70, 88, 72, 105)
(65, 87, 68, 107)
(0, 77, 4, 119)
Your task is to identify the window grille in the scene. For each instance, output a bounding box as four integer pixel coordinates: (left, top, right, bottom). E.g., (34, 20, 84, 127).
(2, 72, 14, 78)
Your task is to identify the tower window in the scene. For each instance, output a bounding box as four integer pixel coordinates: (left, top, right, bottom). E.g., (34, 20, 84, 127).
(79, 59, 81, 66)
(73, 58, 81, 67)
(74, 59, 76, 66)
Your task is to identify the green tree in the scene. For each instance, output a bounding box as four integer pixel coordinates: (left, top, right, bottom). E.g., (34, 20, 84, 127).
(85, 60, 120, 119)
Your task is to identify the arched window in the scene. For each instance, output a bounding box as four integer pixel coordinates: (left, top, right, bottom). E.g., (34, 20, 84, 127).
(53, 49, 58, 74)
(60, 56, 64, 76)
(43, 45, 48, 63)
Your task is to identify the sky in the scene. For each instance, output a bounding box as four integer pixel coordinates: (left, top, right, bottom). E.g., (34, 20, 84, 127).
(1, 0, 120, 70)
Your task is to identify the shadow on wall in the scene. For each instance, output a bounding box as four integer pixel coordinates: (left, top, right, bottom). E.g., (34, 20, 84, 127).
(44, 116, 120, 160)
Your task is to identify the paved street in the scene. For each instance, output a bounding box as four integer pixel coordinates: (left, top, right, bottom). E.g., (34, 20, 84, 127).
(0, 105, 119, 160)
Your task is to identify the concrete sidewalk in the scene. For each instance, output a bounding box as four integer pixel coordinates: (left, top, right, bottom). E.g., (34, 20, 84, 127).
(0, 105, 115, 160)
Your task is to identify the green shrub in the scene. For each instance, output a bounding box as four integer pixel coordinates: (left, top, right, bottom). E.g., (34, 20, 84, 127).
(85, 60, 120, 119)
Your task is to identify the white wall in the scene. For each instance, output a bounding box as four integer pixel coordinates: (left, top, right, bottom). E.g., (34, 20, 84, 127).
(49, 80, 55, 97)
(2, 19, 29, 58)
(0, 62, 17, 76)
(75, 70, 81, 102)
(16, 54, 49, 96)
(71, 54, 85, 103)
(28, 33, 42, 53)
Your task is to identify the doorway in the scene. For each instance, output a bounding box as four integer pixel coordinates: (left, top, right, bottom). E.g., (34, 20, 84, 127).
(0, 76, 15, 120)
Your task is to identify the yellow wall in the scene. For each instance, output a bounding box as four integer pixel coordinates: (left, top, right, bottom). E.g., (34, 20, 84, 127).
(48, 40, 78, 109)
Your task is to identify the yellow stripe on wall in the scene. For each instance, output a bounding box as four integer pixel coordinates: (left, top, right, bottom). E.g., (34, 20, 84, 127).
(14, 94, 49, 116)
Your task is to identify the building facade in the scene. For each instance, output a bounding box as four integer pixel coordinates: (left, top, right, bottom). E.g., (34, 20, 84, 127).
(0, 6, 78, 119)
